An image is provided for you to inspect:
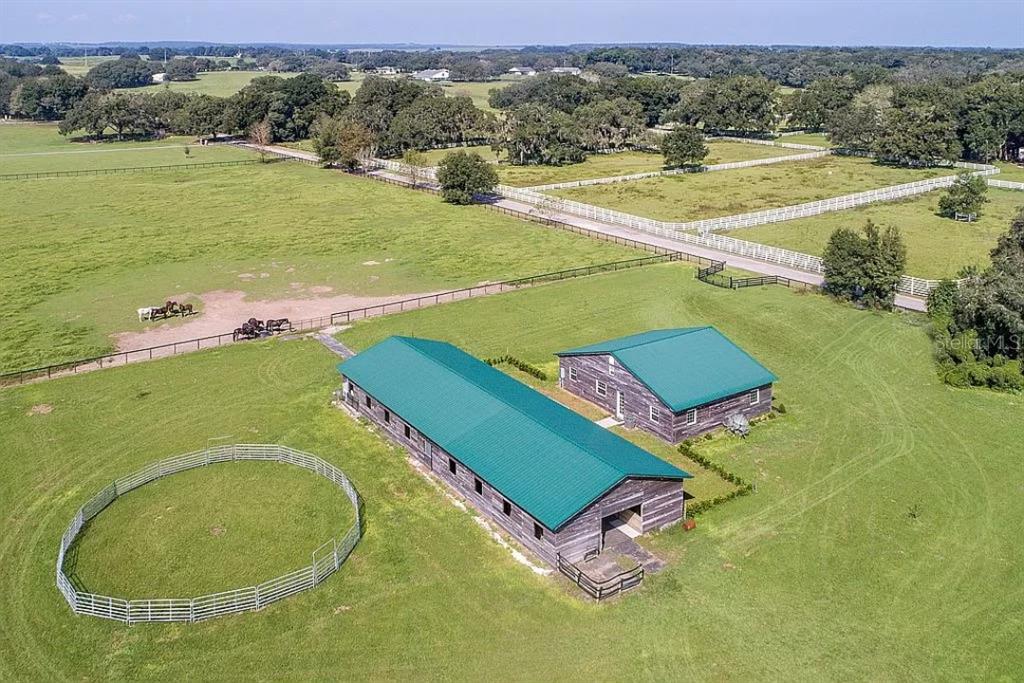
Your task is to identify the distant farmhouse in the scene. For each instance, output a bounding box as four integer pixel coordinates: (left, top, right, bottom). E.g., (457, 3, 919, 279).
(151, 72, 166, 83)
(340, 336, 691, 565)
(375, 66, 399, 75)
(411, 68, 450, 82)
(550, 66, 582, 75)
(508, 66, 537, 77)
(557, 328, 776, 443)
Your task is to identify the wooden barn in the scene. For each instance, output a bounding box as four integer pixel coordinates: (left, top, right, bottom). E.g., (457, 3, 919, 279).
(338, 336, 691, 566)
(556, 327, 777, 443)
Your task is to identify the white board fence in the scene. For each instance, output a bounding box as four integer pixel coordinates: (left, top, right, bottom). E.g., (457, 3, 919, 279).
(57, 444, 361, 625)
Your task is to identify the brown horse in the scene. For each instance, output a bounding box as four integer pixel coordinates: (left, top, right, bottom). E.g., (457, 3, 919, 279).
(179, 303, 195, 316)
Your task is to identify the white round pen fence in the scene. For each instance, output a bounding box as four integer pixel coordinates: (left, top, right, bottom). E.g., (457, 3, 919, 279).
(56, 444, 361, 625)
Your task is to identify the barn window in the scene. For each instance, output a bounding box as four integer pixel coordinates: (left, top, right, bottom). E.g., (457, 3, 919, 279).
(364, 395, 371, 408)
(533, 522, 544, 540)
(608, 357, 616, 374)
(448, 458, 457, 475)
(569, 366, 578, 381)
(502, 500, 512, 516)
(383, 409, 391, 423)
(649, 405, 661, 423)
(474, 478, 483, 495)
(750, 389, 761, 405)
(685, 408, 697, 425)
(404, 424, 411, 439)
(595, 380, 607, 397)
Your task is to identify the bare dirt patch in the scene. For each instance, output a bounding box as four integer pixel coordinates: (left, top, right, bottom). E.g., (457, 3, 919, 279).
(112, 289, 440, 351)
(27, 404, 53, 416)
(210, 524, 226, 537)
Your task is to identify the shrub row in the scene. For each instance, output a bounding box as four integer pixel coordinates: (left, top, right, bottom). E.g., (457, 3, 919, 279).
(484, 355, 548, 381)
(678, 441, 755, 517)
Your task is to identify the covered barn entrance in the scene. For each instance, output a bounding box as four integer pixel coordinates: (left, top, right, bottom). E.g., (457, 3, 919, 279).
(601, 504, 642, 549)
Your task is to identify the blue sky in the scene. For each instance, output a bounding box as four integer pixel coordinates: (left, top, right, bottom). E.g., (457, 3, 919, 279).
(2, 0, 1021, 48)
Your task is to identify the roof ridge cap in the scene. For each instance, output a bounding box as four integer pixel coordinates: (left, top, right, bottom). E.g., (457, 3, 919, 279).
(614, 326, 709, 352)
(397, 337, 646, 478)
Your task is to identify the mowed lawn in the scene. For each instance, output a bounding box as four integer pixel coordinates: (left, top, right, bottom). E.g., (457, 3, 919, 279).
(497, 141, 799, 187)
(0, 160, 637, 371)
(551, 156, 951, 221)
(0, 124, 253, 174)
(736, 188, 1024, 278)
(0, 269, 1020, 679)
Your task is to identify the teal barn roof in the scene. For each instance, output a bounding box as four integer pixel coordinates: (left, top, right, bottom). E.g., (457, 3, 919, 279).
(556, 327, 777, 412)
(339, 336, 689, 531)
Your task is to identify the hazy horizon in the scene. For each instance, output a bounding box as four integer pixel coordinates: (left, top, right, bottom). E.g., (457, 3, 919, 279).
(2, 0, 1022, 49)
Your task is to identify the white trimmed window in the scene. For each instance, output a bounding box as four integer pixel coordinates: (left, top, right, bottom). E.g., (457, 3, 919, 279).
(595, 379, 608, 397)
(750, 389, 761, 405)
(608, 356, 616, 374)
(569, 366, 578, 381)
(685, 408, 697, 425)
(649, 405, 661, 423)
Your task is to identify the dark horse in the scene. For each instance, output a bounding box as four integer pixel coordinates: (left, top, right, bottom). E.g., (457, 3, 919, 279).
(266, 318, 290, 333)
(179, 303, 195, 316)
(232, 322, 259, 341)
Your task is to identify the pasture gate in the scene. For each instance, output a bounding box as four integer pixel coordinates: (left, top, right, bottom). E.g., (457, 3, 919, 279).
(56, 444, 362, 625)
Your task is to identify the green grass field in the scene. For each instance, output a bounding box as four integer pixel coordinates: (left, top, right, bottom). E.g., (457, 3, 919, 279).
(57, 55, 118, 76)
(70, 460, 355, 597)
(736, 188, 1024, 278)
(438, 80, 511, 111)
(0, 160, 636, 371)
(417, 144, 501, 165)
(0, 123, 253, 174)
(776, 132, 831, 147)
(497, 141, 799, 187)
(126, 71, 298, 97)
(1, 267, 1019, 679)
(551, 156, 950, 221)
(993, 161, 1024, 182)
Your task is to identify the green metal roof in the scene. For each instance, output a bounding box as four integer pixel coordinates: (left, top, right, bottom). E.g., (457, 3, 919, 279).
(339, 337, 689, 531)
(557, 327, 777, 412)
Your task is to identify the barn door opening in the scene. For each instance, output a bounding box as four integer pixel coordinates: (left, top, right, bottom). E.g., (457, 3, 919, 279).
(615, 390, 624, 419)
(601, 504, 642, 550)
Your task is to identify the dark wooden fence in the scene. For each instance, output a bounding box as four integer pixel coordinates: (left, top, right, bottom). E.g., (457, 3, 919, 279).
(0, 158, 269, 181)
(556, 554, 644, 601)
(0, 253, 685, 387)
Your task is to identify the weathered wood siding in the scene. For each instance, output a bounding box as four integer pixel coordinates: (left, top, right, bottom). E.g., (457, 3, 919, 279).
(344, 379, 685, 566)
(558, 355, 774, 443)
(672, 384, 773, 442)
(553, 478, 684, 562)
(559, 354, 675, 441)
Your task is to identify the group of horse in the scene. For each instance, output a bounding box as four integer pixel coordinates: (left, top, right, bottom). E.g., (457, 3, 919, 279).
(233, 317, 291, 341)
(137, 300, 195, 322)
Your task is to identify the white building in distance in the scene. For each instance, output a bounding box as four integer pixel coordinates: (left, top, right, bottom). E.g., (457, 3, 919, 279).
(411, 68, 450, 82)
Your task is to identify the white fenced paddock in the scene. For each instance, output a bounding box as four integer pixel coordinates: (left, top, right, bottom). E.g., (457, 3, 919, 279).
(56, 444, 361, 625)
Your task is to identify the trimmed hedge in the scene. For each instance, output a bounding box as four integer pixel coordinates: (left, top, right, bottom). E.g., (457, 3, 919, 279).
(679, 441, 755, 516)
(484, 355, 548, 381)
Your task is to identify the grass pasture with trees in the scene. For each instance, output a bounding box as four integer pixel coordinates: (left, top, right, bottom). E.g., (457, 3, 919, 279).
(550, 155, 951, 221)
(0, 161, 638, 372)
(0, 265, 1020, 679)
(125, 70, 298, 97)
(736, 188, 1024, 278)
(0, 122, 253, 174)
(496, 141, 798, 187)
